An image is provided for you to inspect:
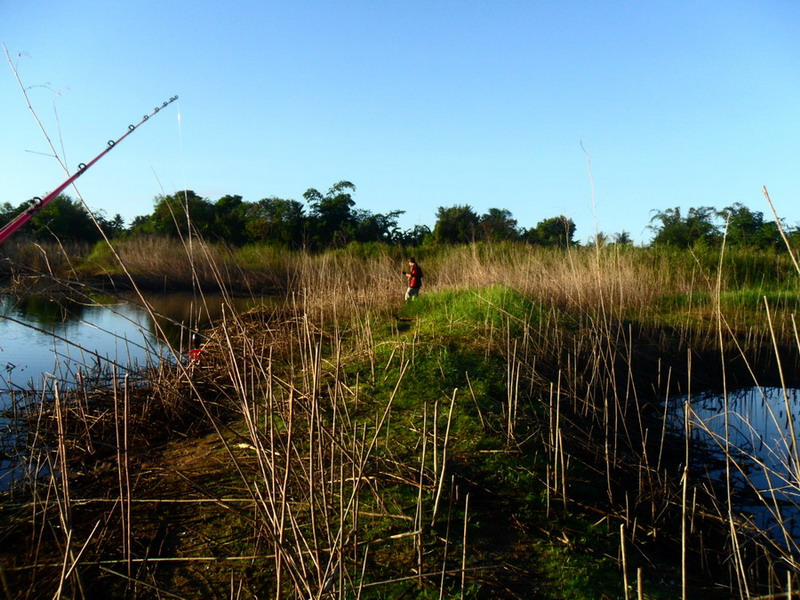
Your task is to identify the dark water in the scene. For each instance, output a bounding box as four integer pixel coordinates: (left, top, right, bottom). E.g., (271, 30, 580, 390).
(671, 386, 800, 547)
(1, 294, 162, 402)
(0, 291, 269, 403)
(0, 291, 272, 489)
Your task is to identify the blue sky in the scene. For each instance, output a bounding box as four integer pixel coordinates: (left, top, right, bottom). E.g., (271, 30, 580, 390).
(2, 1, 799, 244)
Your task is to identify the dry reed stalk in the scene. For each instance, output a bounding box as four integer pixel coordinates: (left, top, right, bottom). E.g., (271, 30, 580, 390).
(558, 427, 567, 513)
(73, 371, 93, 455)
(54, 520, 102, 599)
(636, 567, 644, 600)
(53, 528, 73, 600)
(460, 492, 469, 600)
(763, 187, 800, 276)
(764, 299, 800, 483)
(551, 370, 570, 513)
(431, 389, 457, 525)
(123, 374, 132, 580)
(438, 476, 456, 600)
(416, 403, 428, 586)
(464, 372, 486, 430)
(433, 398, 439, 495)
(714, 225, 751, 599)
(545, 463, 551, 519)
(682, 365, 690, 600)
(506, 336, 521, 443)
(552, 376, 560, 496)
(620, 523, 629, 600)
(112, 370, 126, 572)
(656, 367, 673, 473)
(50, 383, 95, 599)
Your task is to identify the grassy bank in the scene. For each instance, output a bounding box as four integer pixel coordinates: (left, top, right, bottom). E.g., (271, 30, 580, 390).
(2, 240, 800, 598)
(4, 236, 799, 300)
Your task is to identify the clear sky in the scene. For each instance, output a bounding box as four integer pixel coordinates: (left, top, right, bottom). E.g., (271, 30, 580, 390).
(2, 1, 799, 244)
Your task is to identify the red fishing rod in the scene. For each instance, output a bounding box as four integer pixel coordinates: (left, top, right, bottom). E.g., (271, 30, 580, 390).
(0, 95, 179, 245)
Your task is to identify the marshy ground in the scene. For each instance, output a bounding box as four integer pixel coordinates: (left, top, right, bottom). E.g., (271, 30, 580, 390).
(2, 241, 800, 599)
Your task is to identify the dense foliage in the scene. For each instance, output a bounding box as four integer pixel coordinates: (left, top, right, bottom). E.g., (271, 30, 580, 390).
(0, 196, 124, 243)
(2, 181, 798, 252)
(649, 203, 796, 249)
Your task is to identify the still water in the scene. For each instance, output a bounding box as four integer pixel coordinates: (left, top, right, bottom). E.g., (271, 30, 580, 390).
(671, 386, 800, 547)
(8, 293, 800, 547)
(0, 291, 271, 490)
(0, 292, 267, 407)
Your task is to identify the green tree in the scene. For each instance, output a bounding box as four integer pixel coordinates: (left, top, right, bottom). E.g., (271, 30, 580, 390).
(787, 227, 800, 250)
(88, 212, 126, 239)
(433, 205, 480, 244)
(0, 202, 18, 226)
(400, 224, 431, 247)
(128, 215, 150, 233)
(245, 197, 306, 247)
(305, 181, 357, 248)
(523, 215, 576, 248)
(26, 195, 101, 243)
(612, 231, 633, 246)
(479, 208, 519, 241)
(352, 209, 404, 244)
(587, 231, 608, 247)
(104, 214, 126, 238)
(649, 206, 719, 248)
(146, 190, 216, 238)
(719, 203, 782, 250)
(213, 194, 248, 245)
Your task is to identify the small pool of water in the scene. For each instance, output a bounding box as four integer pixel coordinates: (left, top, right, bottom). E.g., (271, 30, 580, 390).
(0, 291, 275, 400)
(671, 386, 800, 547)
(1, 294, 163, 400)
(0, 290, 275, 490)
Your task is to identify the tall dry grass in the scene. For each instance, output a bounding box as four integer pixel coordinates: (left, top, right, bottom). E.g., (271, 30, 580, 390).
(12, 233, 791, 328)
(88, 236, 285, 291)
(424, 243, 687, 310)
(1, 239, 91, 282)
(4, 235, 800, 597)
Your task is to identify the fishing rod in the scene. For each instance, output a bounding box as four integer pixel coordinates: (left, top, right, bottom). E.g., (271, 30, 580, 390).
(0, 95, 179, 245)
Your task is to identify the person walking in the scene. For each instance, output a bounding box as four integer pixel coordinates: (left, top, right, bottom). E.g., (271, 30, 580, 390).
(404, 257, 423, 301)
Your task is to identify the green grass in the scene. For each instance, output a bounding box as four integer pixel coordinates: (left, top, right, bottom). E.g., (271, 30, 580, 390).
(400, 284, 542, 335)
(6, 242, 798, 598)
(332, 286, 678, 598)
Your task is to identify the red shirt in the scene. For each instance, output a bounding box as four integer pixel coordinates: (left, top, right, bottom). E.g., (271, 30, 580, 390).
(408, 263, 422, 288)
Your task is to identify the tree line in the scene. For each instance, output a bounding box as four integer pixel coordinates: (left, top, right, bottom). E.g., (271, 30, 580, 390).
(1, 180, 797, 251)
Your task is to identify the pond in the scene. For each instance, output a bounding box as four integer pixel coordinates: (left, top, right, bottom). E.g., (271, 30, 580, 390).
(670, 386, 800, 549)
(0, 290, 273, 489)
(2, 294, 163, 404)
(0, 292, 270, 403)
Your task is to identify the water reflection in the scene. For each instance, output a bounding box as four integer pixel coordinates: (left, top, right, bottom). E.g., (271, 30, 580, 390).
(2, 294, 158, 399)
(0, 290, 277, 492)
(671, 387, 800, 547)
(129, 292, 268, 348)
(2, 294, 88, 327)
(0, 291, 273, 399)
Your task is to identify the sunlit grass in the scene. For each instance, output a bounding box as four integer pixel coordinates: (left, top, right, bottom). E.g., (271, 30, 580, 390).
(4, 237, 800, 597)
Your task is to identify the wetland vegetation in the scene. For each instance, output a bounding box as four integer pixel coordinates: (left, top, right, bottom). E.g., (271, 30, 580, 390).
(2, 181, 800, 598)
(1, 233, 800, 599)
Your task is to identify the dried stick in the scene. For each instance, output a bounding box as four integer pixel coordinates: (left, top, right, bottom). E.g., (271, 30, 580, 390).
(431, 388, 458, 524)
